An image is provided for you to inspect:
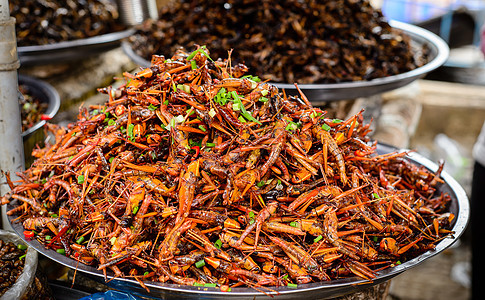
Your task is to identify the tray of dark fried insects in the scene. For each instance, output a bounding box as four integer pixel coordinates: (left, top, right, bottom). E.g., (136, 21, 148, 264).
(5, 144, 469, 300)
(271, 20, 449, 103)
(11, 0, 134, 66)
(123, 18, 448, 103)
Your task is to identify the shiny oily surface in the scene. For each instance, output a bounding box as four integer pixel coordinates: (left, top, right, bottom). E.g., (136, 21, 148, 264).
(4, 49, 466, 299)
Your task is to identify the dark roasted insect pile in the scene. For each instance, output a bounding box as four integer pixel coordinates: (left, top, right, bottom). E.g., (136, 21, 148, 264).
(2, 47, 453, 292)
(0, 239, 27, 296)
(19, 84, 49, 133)
(129, 0, 428, 84)
(10, 0, 126, 47)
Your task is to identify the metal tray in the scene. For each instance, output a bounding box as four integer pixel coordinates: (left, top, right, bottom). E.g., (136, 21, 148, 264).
(122, 20, 449, 103)
(19, 74, 61, 167)
(19, 74, 60, 138)
(6, 144, 469, 299)
(18, 29, 135, 66)
(272, 20, 449, 103)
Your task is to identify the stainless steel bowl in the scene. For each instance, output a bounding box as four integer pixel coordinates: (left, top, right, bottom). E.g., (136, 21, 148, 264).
(19, 74, 60, 167)
(7, 144, 469, 299)
(271, 20, 449, 104)
(122, 20, 449, 104)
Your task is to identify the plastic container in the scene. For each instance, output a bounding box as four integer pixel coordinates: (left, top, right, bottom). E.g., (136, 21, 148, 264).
(0, 229, 38, 300)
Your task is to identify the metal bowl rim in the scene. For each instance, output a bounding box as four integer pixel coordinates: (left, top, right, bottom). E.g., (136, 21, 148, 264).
(17, 29, 135, 53)
(19, 74, 60, 138)
(6, 146, 469, 297)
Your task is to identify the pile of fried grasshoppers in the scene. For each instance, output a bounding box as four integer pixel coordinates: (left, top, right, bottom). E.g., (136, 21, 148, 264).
(2, 46, 454, 293)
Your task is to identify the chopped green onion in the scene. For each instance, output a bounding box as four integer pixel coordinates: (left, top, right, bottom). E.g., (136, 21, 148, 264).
(396, 260, 401, 265)
(76, 236, 85, 244)
(204, 283, 217, 288)
(372, 192, 380, 199)
(231, 91, 261, 125)
(241, 75, 261, 82)
(372, 236, 378, 242)
(56, 248, 66, 255)
(148, 104, 158, 111)
(174, 115, 185, 123)
(285, 122, 299, 132)
(214, 87, 229, 105)
(187, 46, 213, 62)
(193, 282, 204, 286)
(191, 60, 197, 70)
(214, 239, 222, 249)
(198, 125, 207, 132)
(45, 235, 52, 241)
(287, 283, 298, 289)
(282, 274, 289, 280)
(19, 254, 26, 260)
(127, 123, 135, 140)
(17, 244, 27, 250)
(92, 109, 99, 115)
(132, 206, 139, 214)
(332, 119, 343, 123)
(232, 102, 241, 111)
(186, 49, 199, 60)
(248, 211, 255, 219)
(256, 180, 266, 187)
(208, 108, 217, 118)
(321, 123, 331, 131)
(289, 221, 298, 228)
(310, 111, 320, 118)
(314, 235, 323, 243)
(144, 271, 150, 276)
(198, 47, 213, 62)
(259, 96, 269, 102)
(50, 213, 58, 218)
(108, 119, 116, 126)
(71, 132, 77, 137)
(77, 175, 84, 184)
(261, 89, 269, 96)
(109, 157, 115, 163)
(109, 237, 116, 245)
(238, 116, 246, 123)
(195, 259, 206, 268)
(206, 142, 216, 147)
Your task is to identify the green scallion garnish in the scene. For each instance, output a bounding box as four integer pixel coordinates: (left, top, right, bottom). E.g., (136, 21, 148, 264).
(314, 235, 323, 243)
(195, 259, 206, 268)
(321, 123, 331, 131)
